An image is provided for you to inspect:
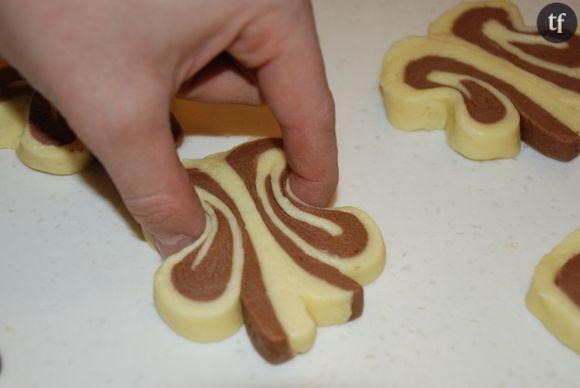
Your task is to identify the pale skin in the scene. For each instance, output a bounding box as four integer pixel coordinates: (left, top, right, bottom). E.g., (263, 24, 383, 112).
(0, 0, 338, 257)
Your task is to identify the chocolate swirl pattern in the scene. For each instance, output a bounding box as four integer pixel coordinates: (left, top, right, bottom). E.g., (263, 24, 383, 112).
(380, 0, 580, 161)
(154, 138, 386, 363)
(527, 228, 580, 355)
(0, 64, 92, 174)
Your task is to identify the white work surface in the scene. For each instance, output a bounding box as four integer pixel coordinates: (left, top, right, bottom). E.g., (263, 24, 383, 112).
(1, 1, 579, 387)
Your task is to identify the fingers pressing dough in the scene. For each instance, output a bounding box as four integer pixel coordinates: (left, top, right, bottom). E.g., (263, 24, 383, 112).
(154, 138, 386, 363)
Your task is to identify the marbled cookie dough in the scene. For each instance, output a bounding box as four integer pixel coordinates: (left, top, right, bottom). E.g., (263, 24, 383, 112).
(0, 65, 92, 174)
(527, 229, 580, 354)
(154, 138, 386, 363)
(1, 63, 184, 174)
(17, 92, 93, 175)
(380, 0, 579, 161)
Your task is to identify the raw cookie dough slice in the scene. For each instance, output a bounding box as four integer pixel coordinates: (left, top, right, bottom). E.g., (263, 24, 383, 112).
(380, 0, 580, 161)
(154, 138, 386, 363)
(16, 92, 93, 175)
(16, 99, 183, 175)
(1, 62, 184, 174)
(527, 228, 580, 354)
(0, 64, 93, 175)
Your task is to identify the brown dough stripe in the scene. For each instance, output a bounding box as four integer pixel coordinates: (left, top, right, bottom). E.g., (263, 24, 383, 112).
(0, 67, 28, 102)
(0, 67, 77, 147)
(25, 92, 183, 148)
(556, 252, 580, 308)
(526, 229, 580, 354)
(397, 3, 580, 161)
(0, 65, 90, 173)
(227, 139, 365, 321)
(168, 138, 384, 363)
(404, 55, 578, 161)
(452, 7, 580, 92)
(28, 92, 79, 147)
(182, 166, 292, 363)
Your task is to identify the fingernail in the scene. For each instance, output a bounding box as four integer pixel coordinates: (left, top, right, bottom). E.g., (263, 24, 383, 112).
(154, 234, 196, 258)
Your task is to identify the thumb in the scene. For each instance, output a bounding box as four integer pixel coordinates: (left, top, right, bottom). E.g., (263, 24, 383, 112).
(70, 91, 205, 258)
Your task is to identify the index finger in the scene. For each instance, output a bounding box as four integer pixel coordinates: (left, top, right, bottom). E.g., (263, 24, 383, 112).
(231, 1, 338, 207)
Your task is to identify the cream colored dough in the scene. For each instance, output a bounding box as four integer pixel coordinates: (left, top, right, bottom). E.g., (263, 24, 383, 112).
(380, 0, 580, 161)
(155, 190, 245, 343)
(0, 85, 92, 175)
(527, 228, 580, 355)
(0, 93, 29, 149)
(153, 141, 386, 358)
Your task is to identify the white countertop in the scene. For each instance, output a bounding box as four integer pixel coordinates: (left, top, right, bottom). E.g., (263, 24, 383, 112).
(1, 1, 579, 387)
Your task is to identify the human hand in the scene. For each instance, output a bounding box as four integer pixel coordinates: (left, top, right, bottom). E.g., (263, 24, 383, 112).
(0, 0, 337, 257)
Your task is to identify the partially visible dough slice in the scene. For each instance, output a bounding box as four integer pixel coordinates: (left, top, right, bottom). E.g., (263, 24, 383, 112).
(527, 228, 580, 354)
(16, 92, 92, 175)
(0, 63, 93, 175)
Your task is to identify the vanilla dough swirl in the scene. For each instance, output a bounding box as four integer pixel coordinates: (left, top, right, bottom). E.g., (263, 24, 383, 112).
(154, 138, 386, 364)
(380, 0, 580, 161)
